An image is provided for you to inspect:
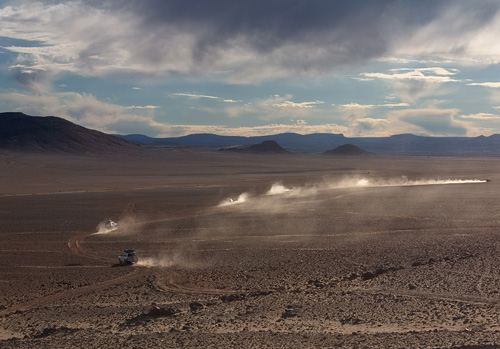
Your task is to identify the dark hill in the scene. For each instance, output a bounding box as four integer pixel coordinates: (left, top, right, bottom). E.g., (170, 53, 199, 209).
(0, 112, 139, 154)
(323, 144, 373, 156)
(220, 140, 290, 154)
(121, 132, 348, 153)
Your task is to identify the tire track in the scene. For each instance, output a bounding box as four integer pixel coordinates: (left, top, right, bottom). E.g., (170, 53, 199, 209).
(151, 270, 237, 296)
(0, 267, 146, 317)
(351, 287, 495, 306)
(0, 229, 145, 317)
(66, 231, 114, 264)
(476, 257, 492, 297)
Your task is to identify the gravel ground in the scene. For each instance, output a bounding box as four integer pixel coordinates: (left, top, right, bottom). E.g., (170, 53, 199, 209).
(2, 150, 500, 348)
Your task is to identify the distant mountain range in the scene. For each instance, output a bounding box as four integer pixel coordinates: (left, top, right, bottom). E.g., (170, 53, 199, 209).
(2, 112, 500, 156)
(121, 132, 500, 156)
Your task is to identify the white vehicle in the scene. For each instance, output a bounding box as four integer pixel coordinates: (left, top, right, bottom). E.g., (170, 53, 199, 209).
(105, 220, 118, 231)
(118, 249, 138, 265)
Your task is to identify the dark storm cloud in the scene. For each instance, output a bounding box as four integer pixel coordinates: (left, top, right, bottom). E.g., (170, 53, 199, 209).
(4, 0, 500, 82)
(116, 0, 498, 68)
(128, 0, 410, 65)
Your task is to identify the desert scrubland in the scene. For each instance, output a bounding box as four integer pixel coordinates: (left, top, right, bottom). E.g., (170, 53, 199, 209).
(2, 149, 500, 348)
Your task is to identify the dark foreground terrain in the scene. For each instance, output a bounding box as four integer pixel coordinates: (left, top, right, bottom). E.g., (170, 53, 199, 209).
(2, 148, 500, 348)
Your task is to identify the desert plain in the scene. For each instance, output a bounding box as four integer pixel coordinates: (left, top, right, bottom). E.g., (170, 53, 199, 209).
(2, 148, 500, 348)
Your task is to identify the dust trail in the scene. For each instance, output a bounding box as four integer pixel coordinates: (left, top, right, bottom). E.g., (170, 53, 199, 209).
(266, 183, 295, 195)
(92, 215, 143, 235)
(136, 257, 174, 268)
(326, 176, 487, 190)
(93, 220, 118, 235)
(218, 192, 250, 206)
(217, 176, 488, 208)
(136, 251, 203, 268)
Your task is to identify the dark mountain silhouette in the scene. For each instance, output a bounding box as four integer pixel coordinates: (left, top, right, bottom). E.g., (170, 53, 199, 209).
(4, 111, 500, 156)
(120, 132, 500, 155)
(323, 144, 373, 156)
(121, 132, 348, 152)
(220, 140, 290, 154)
(0, 112, 138, 153)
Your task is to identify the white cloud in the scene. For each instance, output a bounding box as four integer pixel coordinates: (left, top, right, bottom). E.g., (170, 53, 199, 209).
(383, 103, 410, 107)
(273, 100, 324, 108)
(459, 113, 500, 120)
(171, 93, 238, 103)
(391, 3, 500, 64)
(360, 67, 459, 83)
(348, 118, 390, 137)
(0, 88, 344, 137)
(0, 90, 169, 136)
(224, 94, 324, 120)
(341, 103, 375, 109)
(358, 68, 459, 103)
(341, 102, 410, 109)
(468, 82, 500, 88)
(124, 105, 161, 110)
(172, 93, 220, 100)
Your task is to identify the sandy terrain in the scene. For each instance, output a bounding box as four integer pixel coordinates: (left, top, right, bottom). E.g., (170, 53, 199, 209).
(2, 148, 500, 348)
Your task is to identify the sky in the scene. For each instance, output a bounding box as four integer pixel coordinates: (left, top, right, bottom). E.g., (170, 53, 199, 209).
(2, 0, 500, 138)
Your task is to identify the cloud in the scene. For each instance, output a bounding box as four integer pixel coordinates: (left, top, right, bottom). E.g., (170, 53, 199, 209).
(273, 100, 324, 109)
(339, 107, 479, 137)
(3, 0, 499, 85)
(341, 103, 375, 109)
(391, 1, 500, 63)
(0, 89, 169, 136)
(349, 118, 391, 137)
(359, 67, 459, 83)
(224, 94, 325, 120)
(358, 67, 460, 103)
(383, 103, 410, 107)
(341, 102, 409, 109)
(124, 105, 161, 110)
(1, 87, 487, 137)
(389, 108, 469, 136)
(0, 88, 345, 137)
(170, 92, 238, 103)
(172, 93, 220, 100)
(458, 113, 500, 120)
(338, 102, 409, 135)
(468, 82, 500, 88)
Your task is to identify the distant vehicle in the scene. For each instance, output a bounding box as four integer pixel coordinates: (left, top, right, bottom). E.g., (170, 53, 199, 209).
(486, 178, 492, 182)
(105, 220, 118, 231)
(118, 249, 138, 265)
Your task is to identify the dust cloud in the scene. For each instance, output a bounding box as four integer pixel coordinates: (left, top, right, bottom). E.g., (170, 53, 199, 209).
(218, 192, 249, 206)
(266, 183, 294, 195)
(219, 176, 487, 208)
(328, 176, 486, 189)
(136, 256, 175, 268)
(136, 250, 204, 268)
(93, 175, 488, 268)
(92, 215, 144, 235)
